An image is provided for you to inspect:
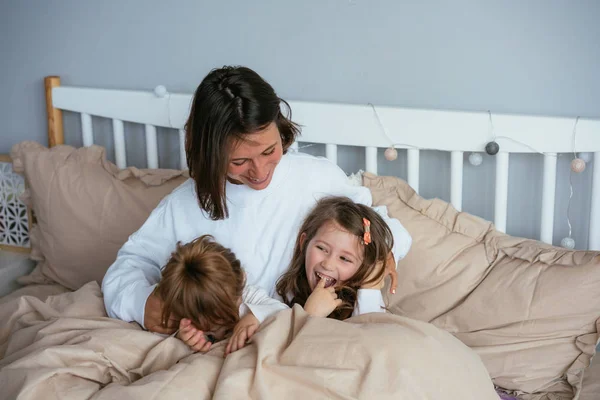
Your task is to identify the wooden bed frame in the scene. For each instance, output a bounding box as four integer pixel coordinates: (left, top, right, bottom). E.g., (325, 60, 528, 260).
(43, 76, 600, 250)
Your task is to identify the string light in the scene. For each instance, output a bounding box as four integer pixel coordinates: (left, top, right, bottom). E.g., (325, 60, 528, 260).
(154, 85, 174, 128)
(468, 153, 483, 166)
(484, 111, 500, 155)
(367, 103, 587, 250)
(561, 117, 584, 249)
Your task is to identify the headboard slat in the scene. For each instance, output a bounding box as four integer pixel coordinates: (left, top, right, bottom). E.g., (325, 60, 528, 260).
(540, 153, 558, 244)
(144, 125, 159, 169)
(326, 144, 338, 165)
(112, 119, 127, 169)
(451, 151, 464, 211)
(494, 153, 510, 233)
(81, 113, 93, 147)
(407, 149, 420, 193)
(365, 146, 377, 175)
(178, 129, 186, 170)
(590, 153, 600, 250)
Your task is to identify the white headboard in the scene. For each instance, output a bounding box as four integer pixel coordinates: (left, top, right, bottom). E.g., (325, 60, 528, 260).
(44, 77, 600, 250)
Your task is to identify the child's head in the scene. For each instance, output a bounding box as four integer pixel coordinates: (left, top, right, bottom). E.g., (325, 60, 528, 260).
(276, 196, 394, 319)
(155, 235, 245, 340)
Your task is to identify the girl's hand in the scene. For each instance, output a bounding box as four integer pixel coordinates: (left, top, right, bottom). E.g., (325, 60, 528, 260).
(304, 278, 343, 317)
(225, 313, 259, 356)
(177, 318, 212, 353)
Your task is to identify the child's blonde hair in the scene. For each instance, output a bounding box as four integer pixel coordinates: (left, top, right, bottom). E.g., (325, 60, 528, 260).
(155, 235, 245, 332)
(276, 196, 394, 320)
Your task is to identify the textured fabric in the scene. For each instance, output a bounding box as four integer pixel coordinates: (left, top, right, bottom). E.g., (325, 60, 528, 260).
(363, 172, 600, 400)
(0, 282, 498, 400)
(10, 141, 189, 291)
(102, 151, 411, 328)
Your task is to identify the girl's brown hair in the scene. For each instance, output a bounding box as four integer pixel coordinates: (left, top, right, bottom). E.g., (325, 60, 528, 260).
(185, 66, 300, 221)
(276, 196, 394, 320)
(155, 235, 245, 332)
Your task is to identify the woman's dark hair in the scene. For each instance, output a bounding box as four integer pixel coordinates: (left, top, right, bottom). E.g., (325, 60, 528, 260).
(276, 196, 394, 320)
(185, 66, 300, 220)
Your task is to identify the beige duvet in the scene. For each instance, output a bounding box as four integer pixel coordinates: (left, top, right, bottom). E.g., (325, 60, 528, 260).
(0, 282, 498, 400)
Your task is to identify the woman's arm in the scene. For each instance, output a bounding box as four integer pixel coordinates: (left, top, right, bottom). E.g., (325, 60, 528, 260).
(101, 196, 179, 332)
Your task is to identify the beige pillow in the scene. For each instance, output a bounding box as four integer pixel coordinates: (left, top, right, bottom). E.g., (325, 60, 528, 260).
(10, 141, 188, 291)
(363, 172, 600, 400)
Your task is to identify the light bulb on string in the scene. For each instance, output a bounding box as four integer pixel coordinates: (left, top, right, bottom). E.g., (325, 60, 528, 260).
(154, 85, 168, 98)
(385, 147, 398, 161)
(468, 153, 483, 166)
(561, 237, 575, 249)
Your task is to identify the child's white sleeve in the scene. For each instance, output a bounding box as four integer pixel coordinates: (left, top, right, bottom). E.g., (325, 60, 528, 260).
(239, 285, 289, 323)
(353, 289, 386, 316)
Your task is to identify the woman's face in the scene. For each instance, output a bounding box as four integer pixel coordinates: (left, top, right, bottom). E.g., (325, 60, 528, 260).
(227, 122, 283, 190)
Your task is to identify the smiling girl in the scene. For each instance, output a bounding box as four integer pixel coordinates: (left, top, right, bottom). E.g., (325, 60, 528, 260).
(277, 196, 394, 320)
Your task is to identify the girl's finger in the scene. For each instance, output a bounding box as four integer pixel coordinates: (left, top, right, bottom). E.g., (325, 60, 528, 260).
(237, 330, 247, 350)
(317, 278, 326, 288)
(179, 318, 191, 329)
(179, 325, 196, 342)
(225, 339, 232, 356)
(334, 299, 343, 307)
(192, 335, 207, 352)
(199, 340, 212, 353)
(247, 324, 258, 339)
(188, 330, 205, 348)
(229, 338, 239, 354)
(327, 286, 336, 293)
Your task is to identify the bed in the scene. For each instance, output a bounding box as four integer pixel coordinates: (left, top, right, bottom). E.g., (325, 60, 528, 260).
(0, 76, 599, 400)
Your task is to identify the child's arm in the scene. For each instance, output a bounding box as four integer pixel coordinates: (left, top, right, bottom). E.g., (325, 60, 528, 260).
(239, 285, 289, 323)
(225, 286, 289, 356)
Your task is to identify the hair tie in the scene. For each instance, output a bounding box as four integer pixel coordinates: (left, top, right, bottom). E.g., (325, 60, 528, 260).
(363, 218, 371, 245)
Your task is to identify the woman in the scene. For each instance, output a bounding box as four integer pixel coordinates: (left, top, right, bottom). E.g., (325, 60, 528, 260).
(101, 66, 412, 340)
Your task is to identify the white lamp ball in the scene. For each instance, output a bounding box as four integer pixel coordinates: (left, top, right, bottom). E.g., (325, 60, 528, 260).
(384, 147, 398, 161)
(561, 237, 575, 249)
(571, 158, 586, 173)
(154, 85, 168, 98)
(468, 153, 483, 166)
(577, 152, 593, 163)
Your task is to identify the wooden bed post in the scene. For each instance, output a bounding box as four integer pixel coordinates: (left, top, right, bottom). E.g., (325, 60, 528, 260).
(44, 76, 64, 147)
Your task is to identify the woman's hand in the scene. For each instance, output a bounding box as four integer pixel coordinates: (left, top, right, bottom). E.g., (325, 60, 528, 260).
(385, 252, 397, 294)
(361, 261, 386, 290)
(361, 252, 397, 293)
(144, 291, 178, 334)
(177, 318, 213, 353)
(225, 313, 259, 356)
(304, 278, 343, 317)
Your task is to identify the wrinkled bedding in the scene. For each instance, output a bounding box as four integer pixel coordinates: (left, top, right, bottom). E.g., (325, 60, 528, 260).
(0, 282, 499, 400)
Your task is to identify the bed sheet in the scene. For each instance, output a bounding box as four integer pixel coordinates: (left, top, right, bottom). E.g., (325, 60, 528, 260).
(0, 282, 499, 400)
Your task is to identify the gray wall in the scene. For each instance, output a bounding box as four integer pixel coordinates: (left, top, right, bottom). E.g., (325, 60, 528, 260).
(1, 0, 598, 249)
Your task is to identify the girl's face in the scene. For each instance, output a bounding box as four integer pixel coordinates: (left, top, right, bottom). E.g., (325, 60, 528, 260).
(227, 122, 283, 191)
(303, 221, 365, 290)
